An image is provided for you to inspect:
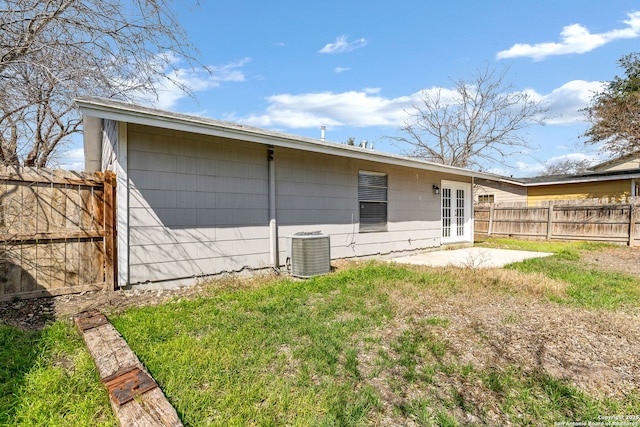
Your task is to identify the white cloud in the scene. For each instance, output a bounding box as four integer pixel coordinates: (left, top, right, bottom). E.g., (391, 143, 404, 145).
(334, 67, 351, 73)
(537, 80, 606, 124)
(486, 166, 518, 177)
(242, 89, 416, 129)
(238, 79, 603, 132)
(134, 56, 251, 110)
(54, 147, 85, 171)
(497, 11, 640, 60)
(514, 160, 546, 176)
(319, 35, 367, 54)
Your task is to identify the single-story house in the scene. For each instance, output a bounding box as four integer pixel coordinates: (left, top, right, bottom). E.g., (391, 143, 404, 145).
(77, 96, 494, 288)
(476, 153, 640, 206)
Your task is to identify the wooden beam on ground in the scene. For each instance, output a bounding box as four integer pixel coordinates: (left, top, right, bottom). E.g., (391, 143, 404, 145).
(74, 310, 182, 427)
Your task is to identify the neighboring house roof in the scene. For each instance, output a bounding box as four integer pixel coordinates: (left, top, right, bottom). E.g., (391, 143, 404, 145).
(478, 169, 640, 188)
(517, 169, 640, 186)
(76, 96, 498, 180)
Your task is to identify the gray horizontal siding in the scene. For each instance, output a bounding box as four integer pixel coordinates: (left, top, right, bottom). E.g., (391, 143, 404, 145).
(275, 148, 443, 262)
(127, 124, 271, 284)
(129, 226, 269, 246)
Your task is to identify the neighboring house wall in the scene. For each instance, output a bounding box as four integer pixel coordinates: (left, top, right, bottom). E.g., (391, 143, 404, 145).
(591, 157, 640, 173)
(474, 178, 527, 204)
(118, 123, 470, 285)
(527, 179, 631, 206)
(596, 160, 640, 172)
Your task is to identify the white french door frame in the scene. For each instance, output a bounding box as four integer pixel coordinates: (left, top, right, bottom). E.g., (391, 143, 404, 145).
(441, 180, 473, 244)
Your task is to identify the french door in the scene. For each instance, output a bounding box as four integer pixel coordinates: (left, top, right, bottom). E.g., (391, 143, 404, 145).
(441, 181, 472, 243)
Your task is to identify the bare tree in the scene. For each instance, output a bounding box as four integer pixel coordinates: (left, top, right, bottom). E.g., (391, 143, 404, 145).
(539, 158, 592, 176)
(0, 0, 199, 167)
(395, 67, 547, 169)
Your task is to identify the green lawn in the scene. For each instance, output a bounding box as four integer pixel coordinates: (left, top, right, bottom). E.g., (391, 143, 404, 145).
(0, 322, 116, 427)
(2, 239, 639, 426)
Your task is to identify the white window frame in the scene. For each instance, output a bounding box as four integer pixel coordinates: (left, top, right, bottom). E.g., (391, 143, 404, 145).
(477, 194, 495, 204)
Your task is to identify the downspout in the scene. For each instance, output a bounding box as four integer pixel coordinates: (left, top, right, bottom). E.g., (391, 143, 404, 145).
(268, 148, 279, 268)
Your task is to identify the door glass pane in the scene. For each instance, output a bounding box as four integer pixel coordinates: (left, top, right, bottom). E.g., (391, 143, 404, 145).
(442, 188, 451, 237)
(456, 188, 465, 236)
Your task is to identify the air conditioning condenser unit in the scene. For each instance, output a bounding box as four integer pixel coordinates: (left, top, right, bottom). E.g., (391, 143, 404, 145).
(286, 232, 331, 278)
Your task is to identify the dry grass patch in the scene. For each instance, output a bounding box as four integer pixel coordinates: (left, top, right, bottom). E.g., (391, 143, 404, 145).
(349, 261, 640, 394)
(332, 260, 640, 424)
(373, 264, 568, 317)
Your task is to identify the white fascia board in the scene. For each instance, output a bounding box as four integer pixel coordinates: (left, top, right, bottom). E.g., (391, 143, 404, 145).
(521, 174, 640, 186)
(479, 174, 640, 187)
(76, 97, 496, 181)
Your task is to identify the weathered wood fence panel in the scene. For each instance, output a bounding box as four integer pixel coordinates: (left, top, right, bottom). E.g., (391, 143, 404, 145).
(1, 167, 116, 301)
(474, 198, 640, 246)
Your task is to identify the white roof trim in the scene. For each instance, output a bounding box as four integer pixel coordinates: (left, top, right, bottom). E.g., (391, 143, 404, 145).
(76, 96, 498, 180)
(522, 174, 640, 186)
(479, 174, 640, 187)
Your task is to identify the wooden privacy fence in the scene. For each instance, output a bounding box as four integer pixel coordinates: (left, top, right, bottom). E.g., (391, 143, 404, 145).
(0, 167, 116, 301)
(475, 198, 640, 246)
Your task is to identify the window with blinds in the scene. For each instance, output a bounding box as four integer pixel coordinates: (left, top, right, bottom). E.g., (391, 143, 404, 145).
(358, 171, 388, 232)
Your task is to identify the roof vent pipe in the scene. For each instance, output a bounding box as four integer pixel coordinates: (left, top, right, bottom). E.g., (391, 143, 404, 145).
(320, 126, 326, 141)
(360, 140, 368, 149)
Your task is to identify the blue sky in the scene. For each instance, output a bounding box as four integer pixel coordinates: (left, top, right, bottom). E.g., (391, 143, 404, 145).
(63, 1, 640, 176)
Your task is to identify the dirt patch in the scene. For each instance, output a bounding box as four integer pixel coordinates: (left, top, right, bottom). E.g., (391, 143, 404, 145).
(418, 294, 638, 397)
(0, 284, 208, 330)
(356, 266, 640, 424)
(580, 245, 640, 276)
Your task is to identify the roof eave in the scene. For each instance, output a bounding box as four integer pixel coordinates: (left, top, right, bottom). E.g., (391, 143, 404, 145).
(76, 96, 496, 180)
(479, 174, 640, 187)
(521, 174, 640, 186)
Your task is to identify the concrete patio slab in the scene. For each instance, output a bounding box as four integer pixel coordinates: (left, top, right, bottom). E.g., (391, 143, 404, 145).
(390, 247, 553, 268)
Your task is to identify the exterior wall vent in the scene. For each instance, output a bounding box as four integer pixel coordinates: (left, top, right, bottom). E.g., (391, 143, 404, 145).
(286, 232, 331, 278)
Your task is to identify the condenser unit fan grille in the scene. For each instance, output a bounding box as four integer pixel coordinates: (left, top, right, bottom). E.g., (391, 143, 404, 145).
(288, 233, 331, 278)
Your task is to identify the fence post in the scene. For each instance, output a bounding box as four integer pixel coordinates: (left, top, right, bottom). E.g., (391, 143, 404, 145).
(546, 204, 554, 240)
(104, 171, 117, 290)
(487, 204, 494, 236)
(629, 204, 636, 247)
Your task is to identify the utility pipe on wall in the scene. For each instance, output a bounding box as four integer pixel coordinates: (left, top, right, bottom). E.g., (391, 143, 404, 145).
(268, 148, 279, 267)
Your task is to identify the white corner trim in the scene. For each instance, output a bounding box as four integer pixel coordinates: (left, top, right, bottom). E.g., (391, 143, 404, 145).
(116, 121, 129, 286)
